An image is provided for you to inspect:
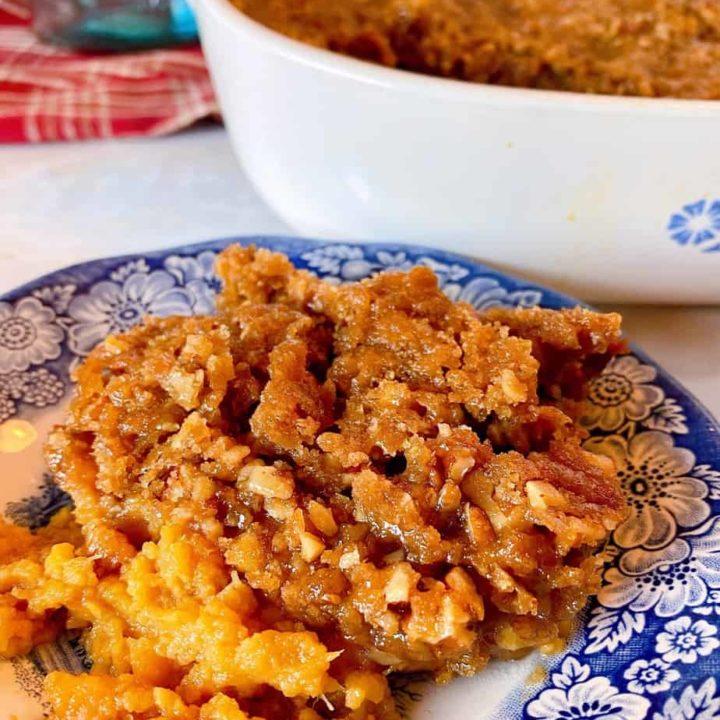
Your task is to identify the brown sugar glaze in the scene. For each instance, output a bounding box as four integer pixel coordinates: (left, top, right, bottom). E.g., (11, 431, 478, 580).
(0, 247, 627, 719)
(238, 0, 720, 99)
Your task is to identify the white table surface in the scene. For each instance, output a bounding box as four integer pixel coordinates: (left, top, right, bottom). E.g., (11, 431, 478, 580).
(1, 125, 718, 419)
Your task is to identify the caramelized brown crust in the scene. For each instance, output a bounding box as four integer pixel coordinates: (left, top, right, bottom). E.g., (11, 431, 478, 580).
(238, 0, 720, 100)
(2, 246, 626, 720)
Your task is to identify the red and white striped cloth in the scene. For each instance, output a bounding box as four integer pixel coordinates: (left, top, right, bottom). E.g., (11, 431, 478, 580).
(0, 0, 218, 142)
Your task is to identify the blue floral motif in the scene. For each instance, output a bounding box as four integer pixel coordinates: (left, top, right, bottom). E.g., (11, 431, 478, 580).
(301, 245, 415, 280)
(623, 659, 680, 696)
(0, 296, 64, 373)
(389, 672, 428, 718)
(0, 368, 65, 422)
(693, 590, 720, 618)
(30, 284, 76, 315)
(30, 631, 92, 674)
(164, 250, 219, 315)
(585, 431, 709, 550)
(1, 237, 719, 720)
(654, 617, 720, 665)
(526, 657, 651, 720)
(581, 356, 665, 434)
(599, 516, 720, 618)
(585, 607, 646, 655)
(694, 465, 720, 502)
(653, 678, 720, 720)
(668, 199, 720, 253)
(0, 393, 14, 423)
(110, 259, 150, 282)
(300, 244, 472, 286)
(300, 244, 365, 275)
(5, 474, 72, 530)
(443, 276, 542, 310)
(66, 264, 194, 355)
(416, 256, 470, 282)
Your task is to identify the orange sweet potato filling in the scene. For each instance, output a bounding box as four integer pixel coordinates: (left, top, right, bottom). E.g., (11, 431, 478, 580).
(0, 246, 626, 719)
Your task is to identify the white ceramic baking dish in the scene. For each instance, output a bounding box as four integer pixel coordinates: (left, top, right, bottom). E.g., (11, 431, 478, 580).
(193, 0, 720, 303)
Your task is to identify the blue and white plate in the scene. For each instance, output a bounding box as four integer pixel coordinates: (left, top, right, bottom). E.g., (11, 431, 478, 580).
(1, 237, 719, 720)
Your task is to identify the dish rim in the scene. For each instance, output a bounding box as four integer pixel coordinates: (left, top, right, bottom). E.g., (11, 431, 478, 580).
(197, 0, 720, 118)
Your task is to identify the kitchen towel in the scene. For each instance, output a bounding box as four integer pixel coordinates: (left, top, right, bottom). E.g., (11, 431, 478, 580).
(0, 0, 218, 142)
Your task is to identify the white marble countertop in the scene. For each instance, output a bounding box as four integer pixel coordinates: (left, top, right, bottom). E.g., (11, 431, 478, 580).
(1, 126, 718, 419)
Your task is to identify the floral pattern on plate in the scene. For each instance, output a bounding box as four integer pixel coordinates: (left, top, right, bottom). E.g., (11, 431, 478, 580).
(0, 297, 64, 373)
(1, 237, 718, 720)
(652, 678, 720, 720)
(527, 657, 651, 720)
(585, 431, 709, 550)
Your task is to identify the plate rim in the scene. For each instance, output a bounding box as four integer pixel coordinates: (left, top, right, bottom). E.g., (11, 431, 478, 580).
(2, 235, 717, 427)
(2, 235, 719, 720)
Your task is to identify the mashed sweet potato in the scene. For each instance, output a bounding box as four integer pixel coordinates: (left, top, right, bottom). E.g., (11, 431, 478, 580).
(0, 246, 627, 719)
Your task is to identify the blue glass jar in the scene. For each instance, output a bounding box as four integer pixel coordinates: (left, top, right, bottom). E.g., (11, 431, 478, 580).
(32, 0, 198, 50)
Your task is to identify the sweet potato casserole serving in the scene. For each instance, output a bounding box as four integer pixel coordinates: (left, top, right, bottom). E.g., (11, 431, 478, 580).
(0, 246, 628, 719)
(237, 0, 720, 99)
